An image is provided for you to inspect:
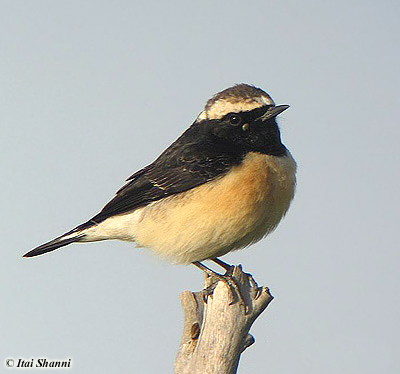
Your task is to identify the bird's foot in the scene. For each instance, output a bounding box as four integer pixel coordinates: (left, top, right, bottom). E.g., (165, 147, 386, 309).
(193, 261, 254, 314)
(212, 258, 262, 299)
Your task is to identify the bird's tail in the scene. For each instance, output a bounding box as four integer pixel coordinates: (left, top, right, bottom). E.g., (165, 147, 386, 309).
(23, 226, 89, 258)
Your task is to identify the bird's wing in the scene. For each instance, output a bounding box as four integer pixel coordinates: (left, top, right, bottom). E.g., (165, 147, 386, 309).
(88, 136, 243, 225)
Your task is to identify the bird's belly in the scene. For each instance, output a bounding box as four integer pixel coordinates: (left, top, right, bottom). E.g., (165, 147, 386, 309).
(132, 152, 296, 264)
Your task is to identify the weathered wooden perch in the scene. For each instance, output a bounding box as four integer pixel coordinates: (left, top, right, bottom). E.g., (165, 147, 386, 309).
(174, 265, 273, 374)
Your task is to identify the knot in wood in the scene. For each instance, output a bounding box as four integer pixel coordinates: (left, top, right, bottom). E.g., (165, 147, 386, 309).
(190, 322, 200, 340)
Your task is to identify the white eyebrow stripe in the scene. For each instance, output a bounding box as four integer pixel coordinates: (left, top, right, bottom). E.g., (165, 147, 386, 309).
(206, 96, 274, 120)
(197, 111, 207, 121)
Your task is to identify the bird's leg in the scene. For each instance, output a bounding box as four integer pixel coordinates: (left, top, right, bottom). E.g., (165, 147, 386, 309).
(192, 260, 222, 276)
(212, 257, 234, 273)
(192, 261, 227, 303)
(192, 261, 247, 312)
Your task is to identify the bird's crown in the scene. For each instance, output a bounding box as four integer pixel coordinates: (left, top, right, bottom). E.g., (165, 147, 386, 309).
(198, 84, 275, 121)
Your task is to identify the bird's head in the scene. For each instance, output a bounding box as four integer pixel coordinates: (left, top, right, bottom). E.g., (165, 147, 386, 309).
(196, 84, 289, 156)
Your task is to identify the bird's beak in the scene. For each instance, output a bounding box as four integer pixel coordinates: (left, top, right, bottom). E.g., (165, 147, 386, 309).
(260, 104, 290, 121)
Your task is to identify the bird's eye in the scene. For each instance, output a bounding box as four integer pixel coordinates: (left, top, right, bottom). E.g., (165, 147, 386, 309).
(228, 114, 241, 126)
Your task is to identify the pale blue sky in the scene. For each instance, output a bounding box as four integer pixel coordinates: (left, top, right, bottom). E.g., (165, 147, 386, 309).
(1, 1, 399, 373)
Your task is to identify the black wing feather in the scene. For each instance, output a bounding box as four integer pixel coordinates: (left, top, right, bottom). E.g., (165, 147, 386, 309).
(87, 123, 244, 225)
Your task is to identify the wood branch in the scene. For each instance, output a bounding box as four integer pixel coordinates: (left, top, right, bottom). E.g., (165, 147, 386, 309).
(174, 265, 273, 374)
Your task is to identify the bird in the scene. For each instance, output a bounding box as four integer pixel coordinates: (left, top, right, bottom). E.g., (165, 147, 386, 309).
(24, 83, 296, 275)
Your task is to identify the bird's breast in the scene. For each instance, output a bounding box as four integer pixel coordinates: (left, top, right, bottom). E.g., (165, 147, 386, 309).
(132, 151, 296, 264)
